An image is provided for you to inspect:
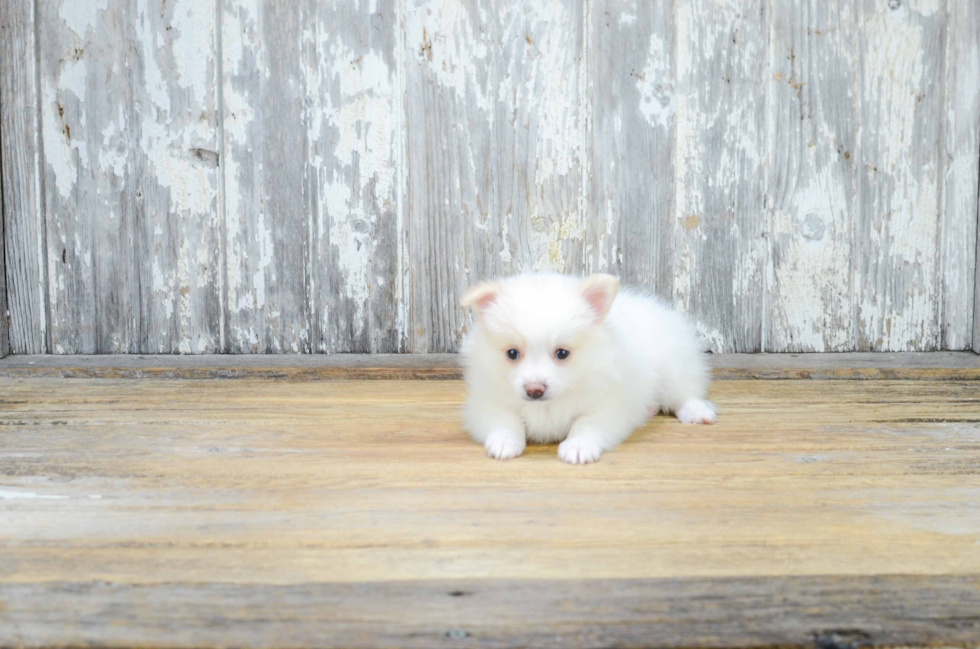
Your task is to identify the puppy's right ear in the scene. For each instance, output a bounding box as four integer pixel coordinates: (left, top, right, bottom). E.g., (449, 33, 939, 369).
(580, 274, 620, 322)
(461, 281, 502, 316)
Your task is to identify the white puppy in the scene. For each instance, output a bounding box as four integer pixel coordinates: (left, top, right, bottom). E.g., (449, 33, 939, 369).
(460, 273, 715, 464)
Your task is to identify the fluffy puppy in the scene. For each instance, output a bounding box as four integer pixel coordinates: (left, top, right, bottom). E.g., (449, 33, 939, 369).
(460, 273, 715, 464)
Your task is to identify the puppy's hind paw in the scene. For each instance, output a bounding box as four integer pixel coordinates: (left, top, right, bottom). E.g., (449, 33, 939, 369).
(676, 399, 717, 425)
(484, 432, 525, 460)
(558, 437, 604, 465)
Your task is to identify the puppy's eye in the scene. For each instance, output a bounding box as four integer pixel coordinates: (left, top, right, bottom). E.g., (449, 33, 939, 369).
(555, 348, 570, 360)
(506, 348, 520, 361)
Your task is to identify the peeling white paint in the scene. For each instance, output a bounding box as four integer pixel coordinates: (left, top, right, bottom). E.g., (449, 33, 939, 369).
(59, 0, 107, 38)
(27, 0, 975, 354)
(43, 59, 89, 200)
(695, 324, 725, 353)
(637, 33, 673, 130)
(222, 0, 262, 320)
(170, 0, 214, 95)
(405, 0, 492, 115)
(858, 3, 943, 350)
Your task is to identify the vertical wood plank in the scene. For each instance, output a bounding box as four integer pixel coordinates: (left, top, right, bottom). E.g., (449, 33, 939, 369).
(403, 0, 588, 353)
(942, 0, 979, 351)
(39, 0, 139, 353)
(306, 0, 403, 353)
(855, 0, 945, 351)
(493, 0, 588, 278)
(39, 0, 221, 353)
(673, 0, 768, 352)
(766, 0, 857, 351)
(0, 175, 6, 357)
(0, 0, 47, 354)
(976, 217, 980, 354)
(588, 0, 673, 295)
(135, 0, 223, 354)
(222, 0, 311, 353)
(222, 0, 402, 354)
(402, 0, 498, 353)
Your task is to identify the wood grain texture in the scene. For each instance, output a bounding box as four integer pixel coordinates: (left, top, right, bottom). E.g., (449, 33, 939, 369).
(38, 0, 139, 353)
(589, 0, 673, 295)
(222, 0, 401, 354)
(855, 0, 946, 351)
(766, 0, 857, 352)
(403, 0, 588, 352)
(402, 0, 494, 353)
(4, 0, 980, 354)
(0, 0, 47, 354)
(37, 0, 221, 354)
(0, 161, 6, 357)
(305, 0, 403, 353)
(673, 0, 767, 352)
(3, 576, 980, 648)
(1, 351, 979, 380)
(134, 0, 223, 354)
(1, 378, 980, 584)
(943, 0, 980, 351)
(1, 377, 980, 646)
(221, 0, 311, 353)
(492, 0, 588, 278)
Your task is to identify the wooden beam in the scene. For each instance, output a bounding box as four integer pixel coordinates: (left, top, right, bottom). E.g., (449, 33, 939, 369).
(1, 156, 6, 358)
(3, 576, 979, 648)
(0, 0, 46, 354)
(943, 0, 980, 350)
(0, 352, 978, 380)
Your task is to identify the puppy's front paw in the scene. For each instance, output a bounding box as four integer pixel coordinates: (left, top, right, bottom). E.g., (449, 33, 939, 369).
(558, 437, 604, 465)
(676, 399, 716, 424)
(484, 432, 525, 460)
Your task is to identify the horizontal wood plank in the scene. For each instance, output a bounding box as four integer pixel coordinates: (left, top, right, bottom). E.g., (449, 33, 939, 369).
(3, 575, 979, 648)
(4, 371, 980, 649)
(0, 352, 978, 380)
(2, 376, 980, 647)
(2, 378, 979, 583)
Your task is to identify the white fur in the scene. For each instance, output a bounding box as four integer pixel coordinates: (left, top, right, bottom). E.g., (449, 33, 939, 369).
(461, 273, 714, 464)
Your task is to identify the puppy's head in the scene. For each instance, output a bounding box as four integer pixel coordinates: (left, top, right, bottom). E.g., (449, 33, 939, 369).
(461, 273, 619, 402)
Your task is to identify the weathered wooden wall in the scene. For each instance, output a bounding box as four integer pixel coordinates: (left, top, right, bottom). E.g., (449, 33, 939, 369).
(1, 0, 978, 354)
(0, 178, 6, 357)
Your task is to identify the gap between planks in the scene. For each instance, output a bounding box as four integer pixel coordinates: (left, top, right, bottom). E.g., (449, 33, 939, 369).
(0, 352, 978, 381)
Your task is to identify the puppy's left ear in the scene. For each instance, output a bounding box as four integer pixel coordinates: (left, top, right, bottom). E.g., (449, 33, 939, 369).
(461, 281, 502, 316)
(580, 274, 619, 322)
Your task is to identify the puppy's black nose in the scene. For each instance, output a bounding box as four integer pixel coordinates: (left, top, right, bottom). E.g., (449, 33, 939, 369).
(525, 386, 546, 399)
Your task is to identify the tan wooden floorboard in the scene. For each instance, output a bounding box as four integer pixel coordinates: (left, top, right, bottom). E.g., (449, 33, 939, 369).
(1, 374, 979, 647)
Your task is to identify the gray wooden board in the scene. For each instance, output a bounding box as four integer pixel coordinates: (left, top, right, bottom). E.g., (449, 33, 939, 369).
(39, 0, 139, 353)
(855, 0, 946, 351)
(589, 0, 674, 297)
(943, 0, 980, 352)
(0, 0, 46, 354)
(221, 0, 312, 353)
(36, 0, 222, 354)
(0, 168, 6, 357)
(766, 0, 857, 352)
(221, 0, 402, 354)
(0, 352, 978, 381)
(403, 0, 589, 352)
(2, 0, 980, 354)
(403, 0, 495, 354)
(306, 0, 402, 354)
(1, 575, 979, 648)
(672, 0, 768, 353)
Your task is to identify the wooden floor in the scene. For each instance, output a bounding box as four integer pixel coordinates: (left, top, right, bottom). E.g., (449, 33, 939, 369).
(1, 355, 979, 648)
